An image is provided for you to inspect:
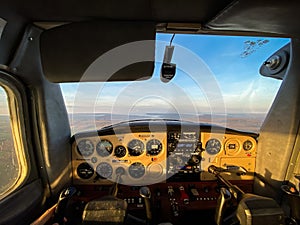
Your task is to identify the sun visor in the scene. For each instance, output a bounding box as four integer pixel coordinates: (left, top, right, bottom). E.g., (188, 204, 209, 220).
(206, 1, 300, 37)
(40, 21, 156, 82)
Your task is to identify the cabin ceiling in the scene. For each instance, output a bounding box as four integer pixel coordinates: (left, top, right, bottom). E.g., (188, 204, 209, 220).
(1, 0, 233, 23)
(1, 0, 300, 82)
(1, 0, 300, 37)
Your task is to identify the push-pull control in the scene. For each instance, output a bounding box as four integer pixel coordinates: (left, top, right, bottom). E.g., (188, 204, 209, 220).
(139, 186, 152, 224)
(168, 186, 179, 217)
(179, 186, 189, 204)
(168, 185, 175, 199)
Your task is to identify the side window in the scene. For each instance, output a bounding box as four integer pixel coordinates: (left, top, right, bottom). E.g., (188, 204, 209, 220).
(0, 84, 27, 199)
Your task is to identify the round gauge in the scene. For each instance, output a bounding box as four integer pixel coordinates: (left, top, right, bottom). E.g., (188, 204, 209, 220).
(148, 163, 163, 178)
(225, 139, 240, 156)
(114, 145, 127, 158)
(128, 162, 145, 179)
(146, 139, 163, 156)
(77, 139, 94, 157)
(96, 140, 113, 157)
(96, 162, 113, 179)
(243, 140, 253, 151)
(205, 138, 222, 155)
(127, 139, 144, 156)
(77, 162, 94, 179)
(116, 167, 126, 176)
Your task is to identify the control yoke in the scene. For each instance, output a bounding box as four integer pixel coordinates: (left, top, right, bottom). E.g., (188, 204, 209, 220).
(209, 165, 247, 176)
(208, 165, 246, 225)
(209, 165, 284, 225)
(52, 186, 77, 225)
(208, 165, 246, 201)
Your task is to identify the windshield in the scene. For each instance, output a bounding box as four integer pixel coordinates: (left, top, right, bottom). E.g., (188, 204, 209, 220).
(60, 33, 290, 134)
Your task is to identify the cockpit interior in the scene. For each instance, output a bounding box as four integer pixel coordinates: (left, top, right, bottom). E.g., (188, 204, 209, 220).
(0, 1, 300, 225)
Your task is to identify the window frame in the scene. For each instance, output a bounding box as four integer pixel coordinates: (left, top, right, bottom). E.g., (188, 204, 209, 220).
(0, 71, 31, 200)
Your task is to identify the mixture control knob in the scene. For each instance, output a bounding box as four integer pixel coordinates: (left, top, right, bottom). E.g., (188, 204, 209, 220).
(179, 186, 189, 204)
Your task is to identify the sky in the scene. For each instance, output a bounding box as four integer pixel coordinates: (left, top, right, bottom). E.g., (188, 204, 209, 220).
(60, 33, 290, 117)
(0, 87, 9, 115)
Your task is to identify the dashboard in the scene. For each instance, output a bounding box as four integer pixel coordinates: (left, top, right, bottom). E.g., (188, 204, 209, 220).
(71, 120, 257, 185)
(70, 120, 258, 224)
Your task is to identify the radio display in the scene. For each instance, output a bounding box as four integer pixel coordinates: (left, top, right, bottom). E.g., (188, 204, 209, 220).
(176, 142, 194, 149)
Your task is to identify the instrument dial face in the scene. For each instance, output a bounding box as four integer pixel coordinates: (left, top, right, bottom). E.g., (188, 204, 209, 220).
(127, 139, 144, 156)
(205, 138, 222, 155)
(114, 145, 127, 158)
(146, 139, 163, 156)
(243, 140, 253, 151)
(96, 140, 113, 157)
(77, 139, 94, 157)
(77, 163, 94, 179)
(96, 162, 113, 179)
(128, 162, 145, 179)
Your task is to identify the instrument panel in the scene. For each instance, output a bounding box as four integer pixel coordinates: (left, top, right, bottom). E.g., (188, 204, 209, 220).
(71, 121, 257, 185)
(72, 132, 167, 185)
(200, 132, 256, 180)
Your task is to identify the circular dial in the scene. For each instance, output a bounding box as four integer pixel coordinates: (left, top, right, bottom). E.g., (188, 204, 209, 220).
(205, 138, 222, 155)
(77, 139, 94, 157)
(128, 162, 145, 179)
(114, 145, 127, 158)
(148, 163, 163, 178)
(96, 162, 113, 179)
(243, 140, 253, 151)
(77, 163, 94, 179)
(96, 140, 113, 157)
(127, 139, 144, 156)
(225, 139, 240, 155)
(146, 139, 163, 156)
(116, 167, 126, 176)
